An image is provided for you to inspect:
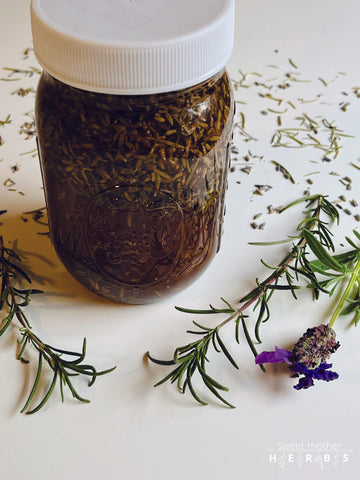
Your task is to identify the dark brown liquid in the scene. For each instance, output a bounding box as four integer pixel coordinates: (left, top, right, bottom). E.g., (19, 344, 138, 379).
(36, 71, 234, 303)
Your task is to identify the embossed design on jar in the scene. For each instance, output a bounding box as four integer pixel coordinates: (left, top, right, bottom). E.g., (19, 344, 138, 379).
(85, 186, 185, 286)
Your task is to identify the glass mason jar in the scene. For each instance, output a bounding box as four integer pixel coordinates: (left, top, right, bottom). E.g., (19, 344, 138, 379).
(31, 0, 235, 304)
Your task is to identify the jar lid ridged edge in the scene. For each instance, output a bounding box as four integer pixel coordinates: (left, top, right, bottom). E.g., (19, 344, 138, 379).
(30, 0, 235, 94)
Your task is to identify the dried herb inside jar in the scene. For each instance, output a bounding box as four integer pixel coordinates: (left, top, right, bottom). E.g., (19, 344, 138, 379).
(35, 70, 234, 303)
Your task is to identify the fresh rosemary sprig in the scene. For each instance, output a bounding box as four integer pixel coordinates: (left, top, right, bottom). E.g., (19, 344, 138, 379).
(0, 235, 116, 414)
(305, 228, 360, 327)
(146, 194, 349, 407)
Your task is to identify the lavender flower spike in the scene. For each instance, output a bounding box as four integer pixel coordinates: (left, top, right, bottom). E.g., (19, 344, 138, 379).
(255, 324, 340, 390)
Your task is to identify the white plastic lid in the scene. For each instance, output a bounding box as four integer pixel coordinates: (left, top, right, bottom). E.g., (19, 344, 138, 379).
(30, 0, 235, 95)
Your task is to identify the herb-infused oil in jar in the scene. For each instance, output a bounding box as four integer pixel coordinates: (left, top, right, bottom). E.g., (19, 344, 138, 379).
(31, 0, 235, 304)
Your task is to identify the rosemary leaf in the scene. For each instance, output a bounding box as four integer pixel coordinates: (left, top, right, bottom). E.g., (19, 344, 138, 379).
(0, 236, 116, 414)
(146, 194, 359, 407)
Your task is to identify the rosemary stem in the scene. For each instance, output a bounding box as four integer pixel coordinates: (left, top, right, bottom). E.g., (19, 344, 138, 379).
(215, 197, 324, 333)
(147, 195, 345, 407)
(328, 258, 360, 328)
(10, 288, 30, 329)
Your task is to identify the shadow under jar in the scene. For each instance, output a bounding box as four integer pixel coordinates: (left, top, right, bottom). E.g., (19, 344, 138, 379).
(32, 0, 235, 303)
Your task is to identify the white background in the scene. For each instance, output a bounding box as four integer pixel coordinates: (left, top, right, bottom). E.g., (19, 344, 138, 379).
(0, 1, 359, 479)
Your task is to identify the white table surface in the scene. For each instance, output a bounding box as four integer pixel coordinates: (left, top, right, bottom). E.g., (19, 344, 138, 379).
(1, 1, 360, 479)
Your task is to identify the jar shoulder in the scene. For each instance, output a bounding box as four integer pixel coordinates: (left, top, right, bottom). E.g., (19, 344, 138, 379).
(36, 69, 234, 155)
(36, 70, 233, 115)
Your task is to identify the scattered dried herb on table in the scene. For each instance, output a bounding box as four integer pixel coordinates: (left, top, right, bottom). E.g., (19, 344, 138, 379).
(230, 55, 359, 232)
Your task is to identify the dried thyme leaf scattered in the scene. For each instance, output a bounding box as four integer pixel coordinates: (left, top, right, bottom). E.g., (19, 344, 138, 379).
(253, 184, 273, 195)
(271, 160, 295, 184)
(350, 161, 360, 171)
(2, 66, 41, 80)
(4, 178, 15, 188)
(11, 87, 36, 97)
(0, 114, 11, 126)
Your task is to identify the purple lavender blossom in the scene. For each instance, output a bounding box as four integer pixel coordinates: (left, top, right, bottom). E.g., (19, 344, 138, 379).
(255, 347, 291, 365)
(255, 324, 340, 390)
(288, 361, 339, 389)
